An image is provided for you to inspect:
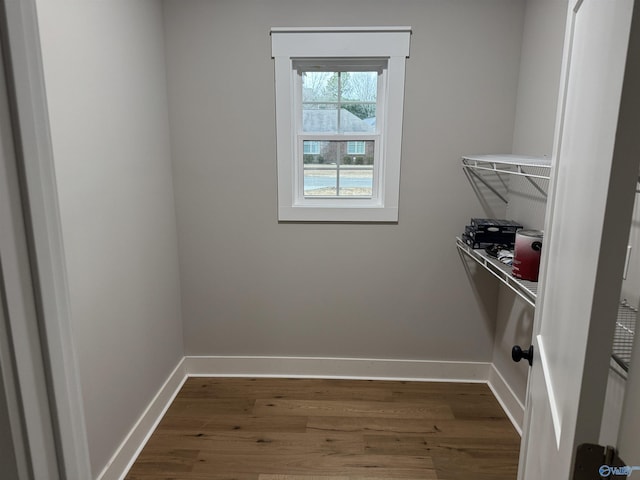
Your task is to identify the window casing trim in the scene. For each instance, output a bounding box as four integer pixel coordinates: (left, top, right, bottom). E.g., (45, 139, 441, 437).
(272, 27, 411, 222)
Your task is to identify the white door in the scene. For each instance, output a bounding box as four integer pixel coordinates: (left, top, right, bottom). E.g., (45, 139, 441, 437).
(519, 0, 640, 478)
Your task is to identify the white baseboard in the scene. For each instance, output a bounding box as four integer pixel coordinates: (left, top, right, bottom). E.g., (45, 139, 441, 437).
(96, 357, 187, 480)
(105, 356, 520, 480)
(487, 363, 525, 435)
(184, 355, 492, 382)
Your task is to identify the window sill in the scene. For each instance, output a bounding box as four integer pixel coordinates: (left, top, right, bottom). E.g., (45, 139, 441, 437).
(278, 205, 398, 222)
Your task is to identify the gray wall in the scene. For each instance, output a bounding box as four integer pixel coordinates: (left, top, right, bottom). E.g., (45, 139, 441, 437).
(493, 0, 567, 405)
(511, 0, 568, 159)
(34, 1, 183, 477)
(164, 0, 526, 360)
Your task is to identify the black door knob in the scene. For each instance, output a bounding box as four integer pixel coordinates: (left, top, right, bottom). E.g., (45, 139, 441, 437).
(512, 345, 534, 366)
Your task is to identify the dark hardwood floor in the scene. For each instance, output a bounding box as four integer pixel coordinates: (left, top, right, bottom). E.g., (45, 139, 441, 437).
(125, 378, 520, 480)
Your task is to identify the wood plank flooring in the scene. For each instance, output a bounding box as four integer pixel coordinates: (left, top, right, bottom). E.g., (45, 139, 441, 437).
(125, 378, 520, 480)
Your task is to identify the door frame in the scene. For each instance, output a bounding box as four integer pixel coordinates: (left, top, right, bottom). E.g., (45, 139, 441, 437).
(4, 0, 640, 478)
(0, 0, 91, 478)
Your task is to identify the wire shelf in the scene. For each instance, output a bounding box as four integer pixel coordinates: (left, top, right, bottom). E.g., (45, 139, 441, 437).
(456, 237, 537, 308)
(457, 237, 637, 375)
(612, 301, 637, 373)
(459, 153, 635, 376)
(462, 154, 552, 180)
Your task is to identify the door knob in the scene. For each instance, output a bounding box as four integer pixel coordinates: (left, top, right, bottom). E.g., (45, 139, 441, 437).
(512, 345, 534, 366)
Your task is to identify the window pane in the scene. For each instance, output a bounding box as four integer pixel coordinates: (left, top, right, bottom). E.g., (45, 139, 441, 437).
(339, 140, 374, 165)
(303, 141, 321, 155)
(340, 71, 378, 103)
(340, 108, 376, 133)
(304, 167, 337, 196)
(302, 71, 338, 102)
(302, 104, 338, 133)
(301, 71, 377, 133)
(303, 140, 374, 197)
(339, 168, 373, 196)
(347, 141, 366, 155)
(303, 107, 375, 133)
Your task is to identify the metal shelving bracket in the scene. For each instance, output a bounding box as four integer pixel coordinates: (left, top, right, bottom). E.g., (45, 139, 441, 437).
(461, 154, 552, 180)
(456, 237, 537, 308)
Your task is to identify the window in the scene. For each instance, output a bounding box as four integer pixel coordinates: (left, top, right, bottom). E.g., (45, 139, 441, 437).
(271, 27, 411, 222)
(347, 141, 367, 155)
(299, 63, 380, 198)
(303, 141, 321, 155)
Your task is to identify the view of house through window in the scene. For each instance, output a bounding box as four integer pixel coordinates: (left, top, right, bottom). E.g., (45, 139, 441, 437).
(303, 140, 374, 196)
(300, 70, 378, 197)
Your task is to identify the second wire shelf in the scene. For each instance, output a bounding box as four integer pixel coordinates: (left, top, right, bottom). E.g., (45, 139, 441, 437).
(457, 236, 636, 374)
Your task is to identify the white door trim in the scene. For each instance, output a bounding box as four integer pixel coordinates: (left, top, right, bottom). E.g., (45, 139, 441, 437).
(1, 1, 92, 478)
(0, 42, 44, 480)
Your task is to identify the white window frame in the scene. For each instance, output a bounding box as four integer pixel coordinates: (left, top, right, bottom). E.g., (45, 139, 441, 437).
(271, 27, 411, 222)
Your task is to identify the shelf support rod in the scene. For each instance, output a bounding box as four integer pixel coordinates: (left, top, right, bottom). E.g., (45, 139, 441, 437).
(523, 174, 549, 198)
(464, 167, 508, 203)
